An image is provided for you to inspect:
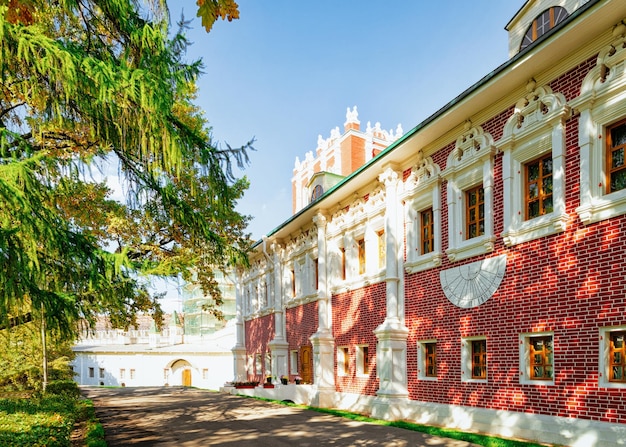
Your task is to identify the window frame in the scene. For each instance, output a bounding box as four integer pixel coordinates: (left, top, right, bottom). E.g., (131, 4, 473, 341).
(337, 346, 350, 376)
(417, 340, 438, 381)
(599, 326, 626, 388)
(461, 336, 487, 383)
(606, 118, 626, 194)
(465, 185, 485, 240)
(420, 207, 434, 255)
(529, 335, 553, 381)
(520, 6, 569, 52)
(356, 344, 370, 376)
(525, 153, 553, 220)
(519, 332, 555, 385)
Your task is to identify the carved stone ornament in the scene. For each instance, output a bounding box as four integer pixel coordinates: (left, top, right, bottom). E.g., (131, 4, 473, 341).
(439, 254, 506, 308)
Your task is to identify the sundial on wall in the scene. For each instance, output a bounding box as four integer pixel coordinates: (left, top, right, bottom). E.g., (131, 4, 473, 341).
(439, 254, 507, 308)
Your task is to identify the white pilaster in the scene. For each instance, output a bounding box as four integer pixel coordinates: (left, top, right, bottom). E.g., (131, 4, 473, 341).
(373, 166, 409, 413)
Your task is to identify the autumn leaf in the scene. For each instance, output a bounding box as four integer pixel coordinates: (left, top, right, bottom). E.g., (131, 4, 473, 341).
(196, 0, 240, 32)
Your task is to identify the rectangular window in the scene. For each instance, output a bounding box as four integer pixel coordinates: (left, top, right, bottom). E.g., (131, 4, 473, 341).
(202, 369, 209, 380)
(99, 368, 105, 379)
(471, 339, 487, 379)
(88, 367, 95, 378)
(290, 350, 299, 375)
(130, 369, 135, 379)
(356, 345, 369, 376)
(610, 331, 626, 383)
(120, 368, 125, 379)
(338, 347, 349, 376)
(314, 258, 319, 290)
(357, 238, 366, 275)
(530, 335, 553, 380)
(340, 247, 346, 280)
(255, 353, 263, 375)
(420, 208, 434, 254)
(425, 342, 437, 377)
(377, 230, 385, 269)
(466, 186, 485, 239)
(607, 118, 626, 193)
(525, 153, 553, 219)
(163, 369, 168, 380)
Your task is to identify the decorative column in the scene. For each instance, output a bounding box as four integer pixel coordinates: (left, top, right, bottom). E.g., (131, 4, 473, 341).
(372, 165, 409, 419)
(310, 212, 336, 408)
(266, 239, 289, 381)
(232, 268, 248, 381)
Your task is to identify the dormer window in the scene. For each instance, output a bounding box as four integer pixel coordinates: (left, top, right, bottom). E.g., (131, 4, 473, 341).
(520, 6, 568, 51)
(310, 184, 324, 203)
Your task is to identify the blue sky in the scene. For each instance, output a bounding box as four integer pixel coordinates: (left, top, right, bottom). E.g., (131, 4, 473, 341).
(156, 1, 524, 311)
(171, 0, 523, 240)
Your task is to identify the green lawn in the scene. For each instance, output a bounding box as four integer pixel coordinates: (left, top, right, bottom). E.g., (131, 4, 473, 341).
(0, 385, 105, 447)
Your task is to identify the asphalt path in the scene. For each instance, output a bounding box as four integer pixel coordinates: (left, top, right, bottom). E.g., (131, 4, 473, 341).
(82, 386, 481, 447)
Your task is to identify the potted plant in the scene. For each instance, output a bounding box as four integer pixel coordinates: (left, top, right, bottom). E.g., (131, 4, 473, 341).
(280, 375, 289, 385)
(232, 381, 259, 389)
(266, 376, 272, 384)
(294, 375, 303, 384)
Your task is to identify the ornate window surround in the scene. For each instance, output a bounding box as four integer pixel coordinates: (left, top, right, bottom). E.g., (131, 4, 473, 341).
(571, 22, 626, 224)
(499, 81, 570, 246)
(442, 124, 496, 262)
(327, 187, 387, 292)
(403, 151, 442, 273)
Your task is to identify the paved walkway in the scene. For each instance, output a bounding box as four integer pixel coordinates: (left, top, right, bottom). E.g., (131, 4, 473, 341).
(82, 386, 481, 447)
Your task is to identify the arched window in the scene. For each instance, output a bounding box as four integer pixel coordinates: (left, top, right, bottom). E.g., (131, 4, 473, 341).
(520, 6, 568, 51)
(310, 184, 323, 203)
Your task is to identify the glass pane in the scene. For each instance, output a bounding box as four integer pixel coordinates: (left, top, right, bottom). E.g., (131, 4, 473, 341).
(528, 183, 538, 199)
(543, 176, 553, 195)
(479, 221, 484, 235)
(534, 366, 543, 377)
(528, 201, 539, 218)
(612, 148, 624, 169)
(614, 335, 625, 348)
(469, 208, 476, 221)
(614, 352, 622, 363)
(611, 123, 626, 147)
(468, 191, 476, 206)
(610, 170, 626, 192)
(478, 188, 484, 202)
(545, 366, 553, 378)
(542, 158, 553, 174)
(479, 204, 484, 219)
(543, 197, 553, 214)
(613, 367, 622, 380)
(528, 163, 539, 181)
(534, 354, 542, 364)
(468, 224, 476, 239)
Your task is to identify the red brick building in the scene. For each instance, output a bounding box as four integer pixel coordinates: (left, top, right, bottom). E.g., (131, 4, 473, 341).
(232, 1, 626, 445)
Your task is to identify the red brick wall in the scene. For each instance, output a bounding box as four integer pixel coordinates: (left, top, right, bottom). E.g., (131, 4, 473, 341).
(285, 301, 318, 377)
(245, 314, 275, 382)
(332, 282, 386, 396)
(404, 55, 626, 424)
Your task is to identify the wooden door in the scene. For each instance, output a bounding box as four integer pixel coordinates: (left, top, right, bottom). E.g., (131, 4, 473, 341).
(300, 345, 313, 384)
(182, 369, 192, 387)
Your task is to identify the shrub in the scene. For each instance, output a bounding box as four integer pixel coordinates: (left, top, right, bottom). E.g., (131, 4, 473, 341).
(45, 380, 80, 398)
